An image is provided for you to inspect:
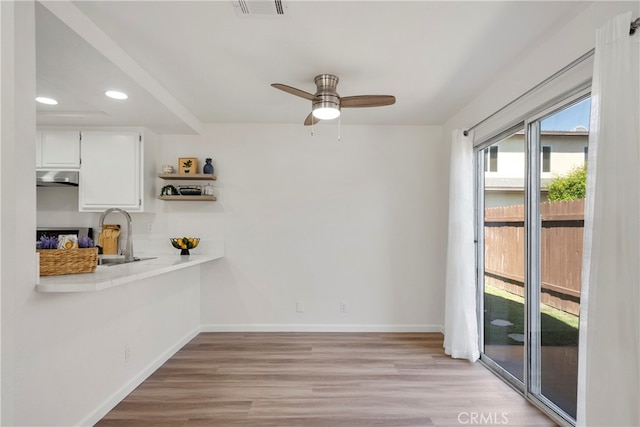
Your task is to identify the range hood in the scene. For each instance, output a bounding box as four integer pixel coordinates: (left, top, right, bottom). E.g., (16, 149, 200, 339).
(36, 170, 79, 187)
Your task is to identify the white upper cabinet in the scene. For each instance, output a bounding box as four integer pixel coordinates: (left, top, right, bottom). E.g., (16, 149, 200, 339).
(36, 130, 81, 169)
(79, 130, 143, 212)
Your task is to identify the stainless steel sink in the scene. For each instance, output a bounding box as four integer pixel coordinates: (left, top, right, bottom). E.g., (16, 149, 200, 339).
(97, 256, 157, 266)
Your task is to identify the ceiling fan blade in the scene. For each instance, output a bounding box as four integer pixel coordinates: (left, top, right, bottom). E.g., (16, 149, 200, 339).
(271, 83, 317, 101)
(341, 95, 396, 108)
(304, 113, 320, 126)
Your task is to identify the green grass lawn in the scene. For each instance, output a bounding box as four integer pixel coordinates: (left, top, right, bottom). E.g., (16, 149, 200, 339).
(484, 284, 579, 346)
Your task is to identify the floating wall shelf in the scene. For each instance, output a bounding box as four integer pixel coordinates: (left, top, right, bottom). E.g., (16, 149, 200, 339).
(157, 173, 217, 201)
(157, 195, 216, 201)
(157, 173, 217, 181)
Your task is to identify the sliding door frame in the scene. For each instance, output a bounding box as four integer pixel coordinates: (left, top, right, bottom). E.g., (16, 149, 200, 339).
(475, 123, 527, 395)
(475, 87, 592, 427)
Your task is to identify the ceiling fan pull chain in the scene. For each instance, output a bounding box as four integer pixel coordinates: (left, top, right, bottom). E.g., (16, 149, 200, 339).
(337, 115, 341, 141)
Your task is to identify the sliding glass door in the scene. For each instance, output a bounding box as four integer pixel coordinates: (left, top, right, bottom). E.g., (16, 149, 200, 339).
(534, 97, 590, 419)
(481, 128, 526, 386)
(477, 95, 590, 424)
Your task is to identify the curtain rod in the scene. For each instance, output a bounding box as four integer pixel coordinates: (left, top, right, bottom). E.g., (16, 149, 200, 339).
(464, 16, 639, 137)
(462, 49, 594, 137)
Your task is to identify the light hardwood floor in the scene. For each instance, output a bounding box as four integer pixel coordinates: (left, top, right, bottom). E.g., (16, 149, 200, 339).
(97, 333, 556, 426)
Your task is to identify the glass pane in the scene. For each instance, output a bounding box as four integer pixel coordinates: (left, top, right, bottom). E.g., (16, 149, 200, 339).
(538, 97, 590, 419)
(483, 130, 525, 383)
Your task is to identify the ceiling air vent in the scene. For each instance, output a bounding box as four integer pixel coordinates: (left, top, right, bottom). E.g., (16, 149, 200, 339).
(233, 0, 286, 17)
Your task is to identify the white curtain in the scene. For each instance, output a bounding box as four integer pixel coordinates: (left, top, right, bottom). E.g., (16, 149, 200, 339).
(443, 129, 479, 362)
(577, 11, 640, 427)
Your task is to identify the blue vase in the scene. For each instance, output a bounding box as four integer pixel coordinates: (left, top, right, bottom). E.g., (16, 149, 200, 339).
(203, 158, 214, 174)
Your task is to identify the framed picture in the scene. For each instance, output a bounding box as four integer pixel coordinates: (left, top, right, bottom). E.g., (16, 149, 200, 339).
(178, 157, 198, 175)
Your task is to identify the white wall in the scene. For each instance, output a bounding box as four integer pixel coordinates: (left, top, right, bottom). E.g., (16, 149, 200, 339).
(37, 186, 101, 227)
(37, 124, 448, 333)
(1, 1, 37, 424)
(14, 269, 202, 427)
(153, 123, 447, 331)
(444, 1, 640, 134)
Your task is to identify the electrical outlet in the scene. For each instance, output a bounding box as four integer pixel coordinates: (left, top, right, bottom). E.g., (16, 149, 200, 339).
(146, 222, 153, 233)
(340, 302, 348, 313)
(124, 344, 131, 362)
(296, 301, 304, 313)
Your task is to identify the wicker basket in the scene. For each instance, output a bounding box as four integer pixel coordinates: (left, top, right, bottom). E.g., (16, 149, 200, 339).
(37, 247, 98, 276)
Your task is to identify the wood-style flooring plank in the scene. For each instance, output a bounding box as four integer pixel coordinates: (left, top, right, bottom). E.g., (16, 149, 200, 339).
(96, 333, 556, 427)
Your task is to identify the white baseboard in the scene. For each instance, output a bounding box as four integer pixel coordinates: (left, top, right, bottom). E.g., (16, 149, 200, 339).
(78, 325, 202, 427)
(200, 324, 443, 333)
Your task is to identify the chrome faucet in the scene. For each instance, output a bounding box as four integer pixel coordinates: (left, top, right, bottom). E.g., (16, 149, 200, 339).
(99, 208, 134, 262)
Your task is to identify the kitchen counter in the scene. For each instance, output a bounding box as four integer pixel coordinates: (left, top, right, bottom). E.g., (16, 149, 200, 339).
(36, 254, 222, 293)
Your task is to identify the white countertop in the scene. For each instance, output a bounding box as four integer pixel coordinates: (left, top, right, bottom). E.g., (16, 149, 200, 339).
(36, 254, 222, 293)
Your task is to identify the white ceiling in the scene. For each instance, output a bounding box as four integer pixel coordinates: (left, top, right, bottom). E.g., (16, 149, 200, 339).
(35, 1, 593, 134)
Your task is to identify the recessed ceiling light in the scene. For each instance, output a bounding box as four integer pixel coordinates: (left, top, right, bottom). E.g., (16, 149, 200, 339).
(36, 97, 58, 105)
(105, 90, 128, 100)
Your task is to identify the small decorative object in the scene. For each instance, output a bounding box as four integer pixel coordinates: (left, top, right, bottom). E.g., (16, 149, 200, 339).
(162, 164, 174, 173)
(203, 183, 214, 196)
(179, 157, 198, 175)
(38, 235, 59, 249)
(98, 225, 121, 255)
(203, 158, 214, 174)
(178, 185, 202, 196)
(36, 247, 99, 276)
(161, 184, 179, 196)
(57, 234, 78, 249)
(78, 236, 94, 248)
(37, 234, 98, 276)
(170, 237, 200, 255)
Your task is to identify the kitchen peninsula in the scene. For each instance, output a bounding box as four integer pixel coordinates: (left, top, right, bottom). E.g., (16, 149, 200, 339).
(36, 253, 222, 293)
(25, 239, 225, 426)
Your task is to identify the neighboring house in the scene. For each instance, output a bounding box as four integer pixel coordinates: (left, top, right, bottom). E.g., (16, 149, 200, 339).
(484, 130, 588, 208)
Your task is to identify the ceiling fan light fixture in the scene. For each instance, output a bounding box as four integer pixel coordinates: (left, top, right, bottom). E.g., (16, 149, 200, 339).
(312, 100, 340, 120)
(271, 73, 395, 126)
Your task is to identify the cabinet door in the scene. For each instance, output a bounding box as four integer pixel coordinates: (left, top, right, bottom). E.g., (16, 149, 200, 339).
(79, 131, 142, 212)
(39, 130, 81, 169)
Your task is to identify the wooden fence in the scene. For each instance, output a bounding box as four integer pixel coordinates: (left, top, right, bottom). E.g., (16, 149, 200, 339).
(484, 199, 584, 315)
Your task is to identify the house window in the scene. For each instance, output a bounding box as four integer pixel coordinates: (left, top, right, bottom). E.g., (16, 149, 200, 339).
(584, 146, 588, 163)
(484, 146, 498, 172)
(542, 146, 551, 172)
